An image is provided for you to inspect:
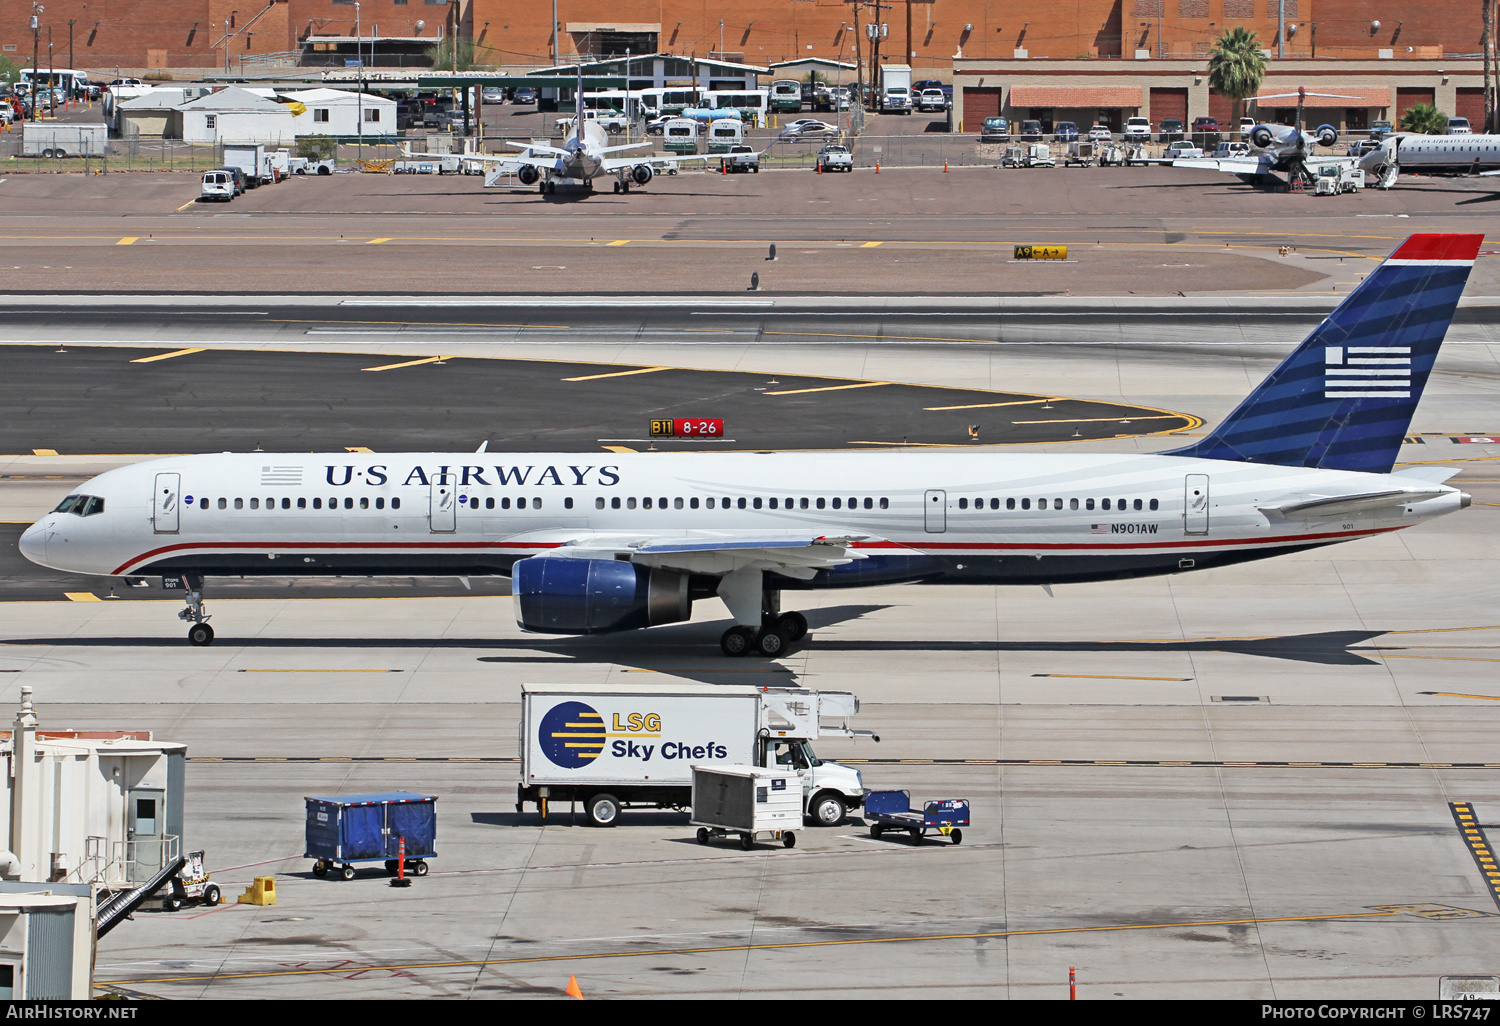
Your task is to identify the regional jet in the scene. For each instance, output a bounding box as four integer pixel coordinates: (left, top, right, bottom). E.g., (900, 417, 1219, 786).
(19, 234, 1477, 655)
(1166, 87, 1360, 187)
(1358, 132, 1500, 188)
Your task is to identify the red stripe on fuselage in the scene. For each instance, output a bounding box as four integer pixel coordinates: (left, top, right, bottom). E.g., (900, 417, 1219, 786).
(109, 526, 1401, 577)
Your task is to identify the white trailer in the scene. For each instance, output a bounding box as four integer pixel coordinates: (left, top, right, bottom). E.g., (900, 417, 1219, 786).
(222, 143, 269, 187)
(22, 123, 106, 158)
(517, 683, 875, 827)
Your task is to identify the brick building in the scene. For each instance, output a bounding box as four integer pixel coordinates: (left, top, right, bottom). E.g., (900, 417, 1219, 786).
(0, 1, 1486, 75)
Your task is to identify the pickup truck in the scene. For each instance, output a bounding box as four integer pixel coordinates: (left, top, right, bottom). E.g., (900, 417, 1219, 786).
(555, 109, 630, 135)
(816, 144, 854, 172)
(721, 145, 760, 173)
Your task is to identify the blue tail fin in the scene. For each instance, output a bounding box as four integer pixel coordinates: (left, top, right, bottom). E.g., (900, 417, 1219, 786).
(1165, 233, 1481, 473)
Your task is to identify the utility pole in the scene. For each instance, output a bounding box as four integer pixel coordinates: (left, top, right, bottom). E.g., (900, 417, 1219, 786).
(905, 0, 911, 68)
(354, 2, 362, 165)
(853, 3, 863, 117)
(67, 19, 73, 82)
(47, 27, 53, 118)
(30, 3, 42, 122)
(551, 0, 558, 65)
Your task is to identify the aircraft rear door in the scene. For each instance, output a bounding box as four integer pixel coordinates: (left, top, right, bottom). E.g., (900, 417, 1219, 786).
(153, 473, 180, 534)
(1184, 474, 1209, 534)
(430, 474, 456, 533)
(924, 489, 947, 533)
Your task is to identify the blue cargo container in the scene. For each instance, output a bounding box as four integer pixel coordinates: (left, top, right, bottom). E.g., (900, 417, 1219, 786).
(304, 792, 438, 880)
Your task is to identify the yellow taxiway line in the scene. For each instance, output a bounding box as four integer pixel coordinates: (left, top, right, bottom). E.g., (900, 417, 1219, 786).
(765, 381, 891, 396)
(361, 356, 452, 372)
(130, 348, 205, 364)
(562, 366, 670, 382)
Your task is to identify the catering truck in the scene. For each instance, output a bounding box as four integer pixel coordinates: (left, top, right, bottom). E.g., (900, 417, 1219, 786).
(517, 683, 876, 828)
(880, 63, 913, 114)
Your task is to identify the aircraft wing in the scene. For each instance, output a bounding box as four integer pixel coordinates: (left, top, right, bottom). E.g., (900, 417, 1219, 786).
(1258, 488, 1450, 519)
(1166, 155, 1275, 174)
(400, 146, 537, 166)
(545, 531, 872, 579)
(503, 140, 571, 158)
(599, 151, 751, 172)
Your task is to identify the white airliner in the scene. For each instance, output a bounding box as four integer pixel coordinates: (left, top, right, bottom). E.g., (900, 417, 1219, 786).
(1358, 132, 1500, 188)
(403, 66, 737, 195)
(1165, 88, 1358, 186)
(19, 234, 1478, 656)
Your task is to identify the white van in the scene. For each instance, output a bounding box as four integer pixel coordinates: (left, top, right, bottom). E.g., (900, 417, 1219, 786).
(200, 170, 235, 202)
(706, 118, 744, 153)
(663, 118, 699, 154)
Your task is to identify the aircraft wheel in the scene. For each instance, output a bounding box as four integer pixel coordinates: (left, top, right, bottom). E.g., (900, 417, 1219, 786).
(622, 182, 630, 193)
(756, 626, 789, 658)
(777, 612, 808, 641)
(720, 626, 755, 657)
(613, 181, 620, 193)
(546, 181, 556, 195)
(538, 181, 546, 194)
(187, 623, 214, 647)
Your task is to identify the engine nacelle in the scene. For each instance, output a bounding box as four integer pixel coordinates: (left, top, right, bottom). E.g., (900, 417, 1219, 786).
(1249, 125, 1276, 149)
(517, 165, 540, 186)
(512, 557, 690, 635)
(631, 163, 654, 186)
(1315, 124, 1339, 148)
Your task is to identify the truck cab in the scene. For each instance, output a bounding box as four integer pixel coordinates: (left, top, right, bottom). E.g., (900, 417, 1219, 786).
(765, 738, 863, 826)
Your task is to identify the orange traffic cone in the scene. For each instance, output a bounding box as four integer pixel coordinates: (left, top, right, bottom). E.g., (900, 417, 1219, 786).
(565, 975, 584, 999)
(943, 160, 949, 172)
(721, 162, 727, 174)
(875, 162, 880, 173)
(816, 161, 822, 173)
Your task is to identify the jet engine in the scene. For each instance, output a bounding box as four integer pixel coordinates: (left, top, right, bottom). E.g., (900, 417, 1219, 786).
(1249, 125, 1276, 149)
(517, 165, 540, 186)
(631, 164, 654, 186)
(512, 557, 690, 635)
(1314, 124, 1339, 148)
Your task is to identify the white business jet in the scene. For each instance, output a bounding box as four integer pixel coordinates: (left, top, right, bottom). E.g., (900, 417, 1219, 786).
(19, 234, 1477, 656)
(1167, 87, 1359, 187)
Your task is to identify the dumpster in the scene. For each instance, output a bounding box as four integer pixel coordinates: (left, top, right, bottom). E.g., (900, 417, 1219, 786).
(304, 792, 437, 880)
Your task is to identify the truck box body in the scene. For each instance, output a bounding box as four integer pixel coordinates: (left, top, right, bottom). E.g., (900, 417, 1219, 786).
(22, 123, 106, 157)
(518, 683, 869, 822)
(880, 64, 913, 114)
(304, 792, 437, 862)
(222, 144, 267, 186)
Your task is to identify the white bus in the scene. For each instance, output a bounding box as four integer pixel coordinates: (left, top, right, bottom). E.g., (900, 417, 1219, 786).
(704, 89, 769, 127)
(636, 87, 702, 117)
(20, 68, 91, 97)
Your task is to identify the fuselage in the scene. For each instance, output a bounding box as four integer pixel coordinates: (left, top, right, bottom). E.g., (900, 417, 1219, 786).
(19, 451, 1465, 589)
(1360, 133, 1500, 174)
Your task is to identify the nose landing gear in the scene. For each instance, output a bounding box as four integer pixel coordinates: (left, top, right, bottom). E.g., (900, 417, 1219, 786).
(176, 575, 213, 646)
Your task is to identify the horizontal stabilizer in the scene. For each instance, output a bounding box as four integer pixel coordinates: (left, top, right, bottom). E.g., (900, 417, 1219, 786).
(1393, 466, 1463, 483)
(1259, 488, 1448, 519)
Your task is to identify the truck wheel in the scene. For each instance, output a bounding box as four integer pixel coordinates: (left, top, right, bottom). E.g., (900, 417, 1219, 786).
(696, 827, 709, 845)
(203, 884, 221, 906)
(810, 792, 846, 827)
(318, 165, 331, 175)
(586, 793, 620, 827)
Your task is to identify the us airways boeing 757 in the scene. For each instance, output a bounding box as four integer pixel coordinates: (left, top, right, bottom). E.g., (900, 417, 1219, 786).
(19, 234, 1477, 655)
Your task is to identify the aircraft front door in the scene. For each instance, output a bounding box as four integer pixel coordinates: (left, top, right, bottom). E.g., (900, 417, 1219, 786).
(430, 474, 456, 533)
(152, 473, 180, 534)
(1185, 474, 1209, 535)
(924, 489, 947, 533)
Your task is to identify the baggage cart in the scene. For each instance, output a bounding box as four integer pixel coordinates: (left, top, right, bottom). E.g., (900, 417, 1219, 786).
(305, 792, 437, 880)
(864, 790, 969, 845)
(691, 765, 801, 850)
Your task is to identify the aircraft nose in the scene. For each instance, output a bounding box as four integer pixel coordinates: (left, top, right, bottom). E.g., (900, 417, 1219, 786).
(17, 522, 46, 565)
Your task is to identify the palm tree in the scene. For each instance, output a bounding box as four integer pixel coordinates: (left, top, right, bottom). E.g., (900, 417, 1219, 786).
(1399, 102, 1449, 135)
(1207, 27, 1267, 134)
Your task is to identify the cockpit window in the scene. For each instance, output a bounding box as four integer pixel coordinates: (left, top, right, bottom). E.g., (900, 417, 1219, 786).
(81, 497, 105, 516)
(53, 495, 81, 513)
(53, 495, 104, 516)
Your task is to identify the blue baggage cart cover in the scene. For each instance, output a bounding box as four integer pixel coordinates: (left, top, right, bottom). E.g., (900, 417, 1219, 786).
(306, 792, 438, 806)
(305, 793, 438, 862)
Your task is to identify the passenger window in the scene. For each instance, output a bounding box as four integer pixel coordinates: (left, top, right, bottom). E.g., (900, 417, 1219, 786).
(768, 498, 778, 509)
(674, 497, 684, 510)
(753, 497, 763, 509)
(360, 497, 369, 510)
(643, 497, 653, 509)
(879, 498, 888, 509)
(1149, 498, 1159, 511)
(1117, 498, 1125, 509)
(200, 498, 210, 510)
(1070, 498, 1078, 510)
(1086, 498, 1094, 510)
(611, 497, 620, 509)
(486, 497, 495, 510)
(958, 498, 968, 510)
(297, 497, 307, 509)
(328, 497, 336, 509)
(627, 497, 637, 509)
(848, 497, 856, 508)
(564, 497, 574, 509)
(801, 497, 810, 509)
(596, 497, 606, 509)
(690, 497, 700, 509)
(832, 497, 841, 509)
(1133, 499, 1143, 511)
(990, 498, 999, 510)
(1101, 498, 1110, 510)
(250, 498, 259, 510)
(392, 498, 400, 510)
(281, 498, 291, 510)
(737, 498, 747, 509)
(343, 498, 353, 510)
(376, 498, 385, 510)
(534, 498, 542, 509)
(1054, 498, 1063, 510)
(234, 498, 243, 510)
(218, 498, 227, 510)
(503, 497, 512, 509)
(1021, 498, 1031, 510)
(864, 498, 873, 509)
(313, 498, 322, 510)
(816, 498, 825, 509)
(1007, 498, 1016, 510)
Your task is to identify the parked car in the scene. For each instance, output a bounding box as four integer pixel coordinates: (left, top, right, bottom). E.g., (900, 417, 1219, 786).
(1191, 116, 1221, 147)
(1164, 140, 1204, 159)
(1053, 121, 1079, 142)
(512, 87, 536, 105)
(481, 87, 504, 105)
(831, 87, 851, 111)
(917, 88, 947, 113)
(212, 165, 247, 195)
(816, 143, 854, 172)
(1239, 117, 1255, 137)
(721, 144, 761, 173)
(200, 169, 235, 202)
(1369, 120, 1394, 139)
(1124, 116, 1152, 141)
(1158, 118, 1184, 142)
(1448, 118, 1473, 135)
(1019, 119, 1044, 142)
(1347, 139, 1381, 158)
(912, 79, 942, 99)
(1087, 124, 1112, 142)
(980, 116, 1011, 142)
(779, 119, 838, 140)
(1212, 140, 1251, 157)
(646, 114, 674, 135)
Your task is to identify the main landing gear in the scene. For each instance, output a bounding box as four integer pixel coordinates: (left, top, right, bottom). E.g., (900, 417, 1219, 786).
(177, 575, 214, 646)
(720, 611, 808, 658)
(612, 178, 632, 194)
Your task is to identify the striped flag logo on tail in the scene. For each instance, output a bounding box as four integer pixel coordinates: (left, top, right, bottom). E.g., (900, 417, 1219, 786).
(1325, 346, 1411, 399)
